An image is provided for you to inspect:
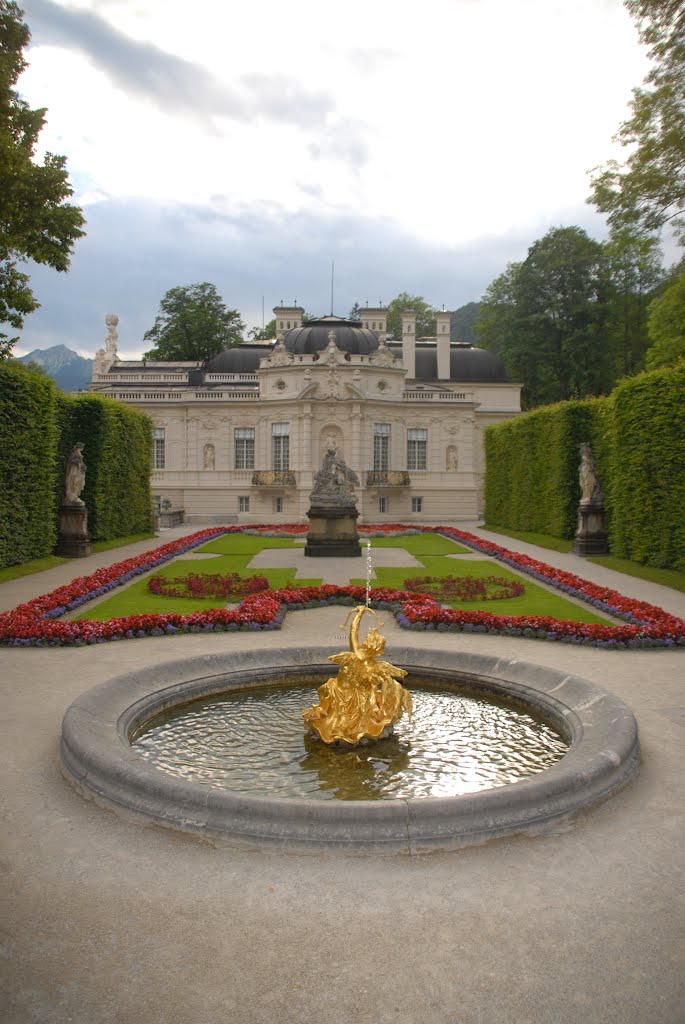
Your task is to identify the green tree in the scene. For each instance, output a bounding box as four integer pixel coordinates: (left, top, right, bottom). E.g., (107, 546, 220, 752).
(143, 283, 245, 361)
(475, 227, 614, 407)
(349, 302, 362, 321)
(0, 1, 85, 357)
(645, 267, 685, 367)
(450, 301, 481, 342)
(248, 319, 276, 341)
(385, 292, 436, 340)
(604, 228, 664, 375)
(589, 0, 685, 243)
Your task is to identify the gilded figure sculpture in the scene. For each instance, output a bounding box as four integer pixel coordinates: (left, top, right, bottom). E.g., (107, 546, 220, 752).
(302, 605, 412, 746)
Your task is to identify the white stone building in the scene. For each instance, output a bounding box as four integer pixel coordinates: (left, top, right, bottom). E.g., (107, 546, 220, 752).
(90, 304, 521, 524)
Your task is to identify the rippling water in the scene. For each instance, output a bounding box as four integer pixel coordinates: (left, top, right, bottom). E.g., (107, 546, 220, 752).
(132, 683, 568, 801)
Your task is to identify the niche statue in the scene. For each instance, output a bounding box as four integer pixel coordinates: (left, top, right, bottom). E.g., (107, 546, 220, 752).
(65, 442, 87, 504)
(57, 442, 91, 557)
(572, 443, 608, 556)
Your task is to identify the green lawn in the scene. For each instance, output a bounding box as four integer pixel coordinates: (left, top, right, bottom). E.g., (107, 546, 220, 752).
(0, 532, 156, 584)
(76, 537, 321, 620)
(76, 530, 611, 625)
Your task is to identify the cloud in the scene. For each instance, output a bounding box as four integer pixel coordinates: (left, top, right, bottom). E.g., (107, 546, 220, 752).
(16, 194, 612, 359)
(23, 0, 337, 129)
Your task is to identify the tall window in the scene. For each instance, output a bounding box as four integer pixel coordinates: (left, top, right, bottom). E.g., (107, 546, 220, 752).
(152, 428, 165, 469)
(274, 497, 283, 513)
(373, 423, 391, 471)
(238, 496, 250, 512)
(407, 428, 427, 470)
(412, 496, 423, 513)
(272, 422, 290, 471)
(234, 427, 255, 469)
(379, 496, 388, 513)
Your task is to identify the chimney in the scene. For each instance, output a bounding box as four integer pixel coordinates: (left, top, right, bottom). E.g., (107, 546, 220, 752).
(400, 309, 416, 379)
(435, 309, 451, 380)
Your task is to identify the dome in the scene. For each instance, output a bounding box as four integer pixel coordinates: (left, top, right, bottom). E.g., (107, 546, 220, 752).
(283, 316, 380, 356)
(387, 343, 510, 382)
(204, 344, 272, 374)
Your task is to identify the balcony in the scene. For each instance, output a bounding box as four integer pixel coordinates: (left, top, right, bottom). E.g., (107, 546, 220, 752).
(251, 470, 297, 488)
(366, 471, 411, 488)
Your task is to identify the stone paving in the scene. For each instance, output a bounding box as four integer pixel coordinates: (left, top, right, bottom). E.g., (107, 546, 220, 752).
(1, 523, 684, 1024)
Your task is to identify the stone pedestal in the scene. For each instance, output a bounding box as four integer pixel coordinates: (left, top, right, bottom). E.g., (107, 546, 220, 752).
(572, 502, 608, 556)
(56, 501, 92, 557)
(305, 504, 362, 557)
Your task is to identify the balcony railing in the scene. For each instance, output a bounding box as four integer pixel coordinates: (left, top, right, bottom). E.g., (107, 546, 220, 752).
(366, 471, 411, 488)
(251, 470, 297, 488)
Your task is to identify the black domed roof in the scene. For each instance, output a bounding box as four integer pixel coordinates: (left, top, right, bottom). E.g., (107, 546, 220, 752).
(284, 316, 380, 356)
(387, 343, 509, 382)
(204, 344, 272, 374)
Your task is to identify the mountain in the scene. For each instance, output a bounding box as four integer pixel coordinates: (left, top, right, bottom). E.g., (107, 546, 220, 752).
(18, 345, 93, 392)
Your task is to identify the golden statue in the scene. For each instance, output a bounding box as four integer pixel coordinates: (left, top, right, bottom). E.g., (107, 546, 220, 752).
(302, 605, 412, 746)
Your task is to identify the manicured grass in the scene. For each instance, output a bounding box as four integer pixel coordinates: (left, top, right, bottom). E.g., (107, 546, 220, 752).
(353, 561, 611, 624)
(76, 548, 321, 620)
(195, 534, 303, 555)
(0, 555, 70, 583)
(73, 528, 609, 625)
(588, 555, 685, 594)
(370, 534, 471, 555)
(0, 532, 156, 584)
(479, 525, 573, 553)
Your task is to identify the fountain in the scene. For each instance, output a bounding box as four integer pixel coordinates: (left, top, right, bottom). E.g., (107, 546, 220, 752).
(60, 612, 640, 850)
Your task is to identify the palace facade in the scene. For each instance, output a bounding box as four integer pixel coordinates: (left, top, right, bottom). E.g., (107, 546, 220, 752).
(90, 304, 521, 524)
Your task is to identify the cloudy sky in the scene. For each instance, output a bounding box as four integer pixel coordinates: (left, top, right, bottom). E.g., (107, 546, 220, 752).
(15, 0, 651, 358)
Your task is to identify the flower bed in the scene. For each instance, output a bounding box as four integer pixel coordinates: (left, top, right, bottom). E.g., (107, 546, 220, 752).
(0, 524, 683, 649)
(148, 572, 270, 600)
(403, 575, 525, 602)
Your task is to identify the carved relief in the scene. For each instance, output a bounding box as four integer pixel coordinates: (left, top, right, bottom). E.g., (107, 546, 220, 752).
(446, 445, 458, 471)
(203, 443, 216, 470)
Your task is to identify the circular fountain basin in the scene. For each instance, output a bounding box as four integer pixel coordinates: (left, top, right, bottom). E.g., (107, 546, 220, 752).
(60, 647, 640, 853)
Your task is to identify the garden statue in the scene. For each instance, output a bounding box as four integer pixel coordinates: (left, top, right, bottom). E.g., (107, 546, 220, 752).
(310, 446, 359, 506)
(572, 442, 608, 556)
(65, 442, 87, 504)
(57, 442, 91, 557)
(579, 443, 604, 505)
(305, 447, 361, 556)
(302, 605, 412, 745)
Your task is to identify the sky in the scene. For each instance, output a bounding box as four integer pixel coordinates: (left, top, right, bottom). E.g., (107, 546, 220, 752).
(13, 0, 653, 359)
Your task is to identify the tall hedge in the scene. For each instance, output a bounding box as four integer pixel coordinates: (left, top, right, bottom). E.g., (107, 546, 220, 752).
(605, 365, 685, 570)
(484, 399, 601, 538)
(58, 394, 153, 541)
(484, 364, 685, 571)
(0, 362, 60, 567)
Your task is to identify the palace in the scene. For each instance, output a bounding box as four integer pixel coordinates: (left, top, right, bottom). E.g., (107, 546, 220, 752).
(90, 303, 521, 524)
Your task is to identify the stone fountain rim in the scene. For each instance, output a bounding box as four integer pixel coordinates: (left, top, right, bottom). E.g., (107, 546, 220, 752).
(60, 646, 640, 853)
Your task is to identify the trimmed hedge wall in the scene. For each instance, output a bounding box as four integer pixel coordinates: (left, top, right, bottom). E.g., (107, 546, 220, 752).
(57, 394, 153, 542)
(0, 365, 153, 568)
(0, 362, 60, 567)
(484, 364, 685, 571)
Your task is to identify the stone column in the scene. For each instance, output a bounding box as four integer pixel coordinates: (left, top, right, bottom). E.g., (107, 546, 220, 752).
(435, 309, 451, 380)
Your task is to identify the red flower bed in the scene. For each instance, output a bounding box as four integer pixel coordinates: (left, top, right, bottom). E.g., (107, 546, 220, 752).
(1, 524, 683, 649)
(404, 575, 525, 602)
(148, 572, 270, 600)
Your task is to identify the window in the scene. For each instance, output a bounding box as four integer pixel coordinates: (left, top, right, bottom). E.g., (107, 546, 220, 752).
(373, 423, 390, 471)
(238, 496, 250, 513)
(412, 497, 423, 513)
(234, 427, 255, 469)
(407, 428, 427, 470)
(152, 428, 165, 469)
(379, 497, 388, 513)
(274, 497, 283, 513)
(272, 422, 290, 471)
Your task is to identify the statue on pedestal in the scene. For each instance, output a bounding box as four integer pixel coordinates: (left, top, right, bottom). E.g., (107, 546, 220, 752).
(572, 442, 608, 556)
(65, 443, 87, 504)
(579, 443, 604, 505)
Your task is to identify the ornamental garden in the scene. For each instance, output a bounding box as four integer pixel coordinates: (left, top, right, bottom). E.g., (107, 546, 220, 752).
(2, 524, 683, 650)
